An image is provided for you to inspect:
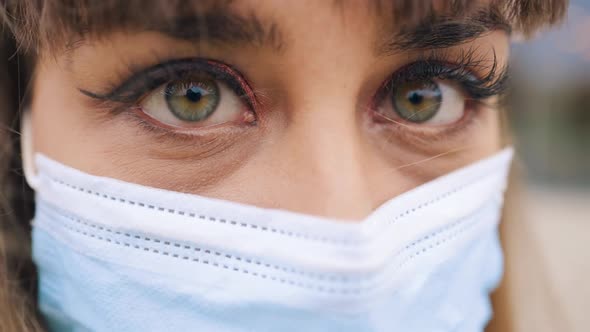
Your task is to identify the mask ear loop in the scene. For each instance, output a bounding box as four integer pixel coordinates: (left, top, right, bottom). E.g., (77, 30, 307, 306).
(21, 111, 40, 190)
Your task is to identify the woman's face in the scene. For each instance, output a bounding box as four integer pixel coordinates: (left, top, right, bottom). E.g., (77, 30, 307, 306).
(30, 1, 508, 220)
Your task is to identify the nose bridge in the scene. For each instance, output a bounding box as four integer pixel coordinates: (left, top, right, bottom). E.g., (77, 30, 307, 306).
(278, 97, 375, 220)
(260, 19, 379, 219)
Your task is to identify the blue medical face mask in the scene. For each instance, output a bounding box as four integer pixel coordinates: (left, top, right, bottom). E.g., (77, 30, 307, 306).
(23, 116, 513, 331)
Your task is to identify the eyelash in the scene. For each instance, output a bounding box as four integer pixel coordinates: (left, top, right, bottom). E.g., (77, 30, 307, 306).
(373, 48, 508, 110)
(80, 58, 258, 115)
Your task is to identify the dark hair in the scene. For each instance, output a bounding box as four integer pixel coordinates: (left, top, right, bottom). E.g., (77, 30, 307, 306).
(3, 0, 568, 54)
(0, 1, 569, 331)
(0, 27, 39, 332)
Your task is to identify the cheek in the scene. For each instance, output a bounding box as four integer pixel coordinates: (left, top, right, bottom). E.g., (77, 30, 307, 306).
(364, 105, 503, 198)
(32, 62, 92, 168)
(31, 63, 134, 177)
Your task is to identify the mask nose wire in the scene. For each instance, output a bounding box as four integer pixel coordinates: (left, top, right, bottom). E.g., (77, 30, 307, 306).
(21, 110, 40, 190)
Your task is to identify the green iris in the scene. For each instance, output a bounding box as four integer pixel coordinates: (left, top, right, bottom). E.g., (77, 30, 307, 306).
(392, 80, 442, 123)
(165, 78, 220, 122)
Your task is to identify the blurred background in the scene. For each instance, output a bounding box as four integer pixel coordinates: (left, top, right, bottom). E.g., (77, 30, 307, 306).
(506, 0, 589, 330)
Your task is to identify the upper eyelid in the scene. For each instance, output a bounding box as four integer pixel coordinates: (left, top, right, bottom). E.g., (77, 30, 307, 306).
(388, 61, 480, 87)
(79, 58, 256, 106)
(397, 46, 502, 78)
(384, 57, 508, 98)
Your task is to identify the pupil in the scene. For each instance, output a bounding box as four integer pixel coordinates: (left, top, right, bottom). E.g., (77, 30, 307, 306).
(407, 91, 423, 105)
(186, 87, 202, 102)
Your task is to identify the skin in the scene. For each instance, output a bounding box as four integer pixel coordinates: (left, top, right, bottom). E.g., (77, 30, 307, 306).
(30, 0, 507, 220)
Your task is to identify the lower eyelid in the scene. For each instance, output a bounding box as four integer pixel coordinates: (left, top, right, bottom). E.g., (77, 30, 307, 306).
(125, 108, 254, 141)
(371, 110, 482, 156)
(134, 107, 254, 133)
(371, 92, 482, 135)
(113, 111, 258, 166)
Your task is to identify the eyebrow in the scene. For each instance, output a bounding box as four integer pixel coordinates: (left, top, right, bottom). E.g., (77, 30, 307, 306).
(66, 4, 506, 58)
(146, 7, 507, 58)
(145, 10, 507, 57)
(143, 11, 285, 53)
(378, 9, 511, 55)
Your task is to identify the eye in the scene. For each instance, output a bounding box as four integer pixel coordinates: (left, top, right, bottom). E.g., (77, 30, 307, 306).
(139, 73, 252, 129)
(384, 79, 466, 125)
(372, 58, 509, 129)
(164, 77, 219, 121)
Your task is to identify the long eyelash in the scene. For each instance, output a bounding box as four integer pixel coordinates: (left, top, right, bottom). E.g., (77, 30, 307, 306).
(382, 46, 509, 103)
(79, 58, 257, 112)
